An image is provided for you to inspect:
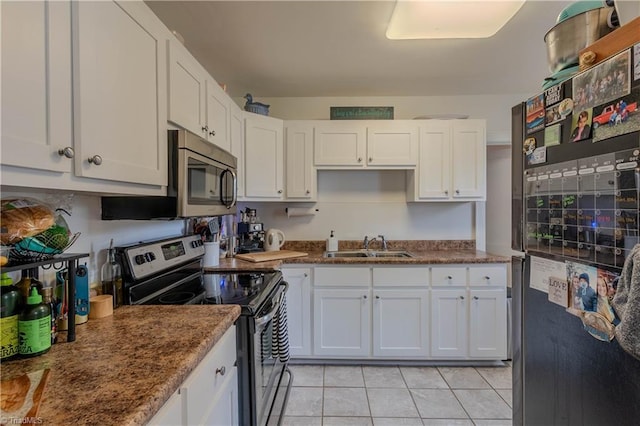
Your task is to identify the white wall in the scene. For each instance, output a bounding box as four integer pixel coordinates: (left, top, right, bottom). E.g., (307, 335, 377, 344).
(486, 146, 514, 257)
(239, 170, 475, 241)
(235, 93, 528, 144)
(1, 189, 184, 287)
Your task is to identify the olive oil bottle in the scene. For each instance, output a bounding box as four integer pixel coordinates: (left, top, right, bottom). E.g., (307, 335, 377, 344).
(1, 273, 21, 360)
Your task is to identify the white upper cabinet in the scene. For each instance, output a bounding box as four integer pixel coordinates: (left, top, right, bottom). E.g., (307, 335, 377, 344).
(408, 119, 486, 202)
(230, 102, 245, 198)
(366, 121, 418, 167)
(205, 80, 231, 152)
(72, 0, 167, 186)
(285, 122, 316, 200)
(1, 0, 73, 173)
(314, 121, 366, 167)
(314, 120, 418, 168)
(244, 113, 284, 199)
(167, 39, 207, 137)
(451, 120, 486, 199)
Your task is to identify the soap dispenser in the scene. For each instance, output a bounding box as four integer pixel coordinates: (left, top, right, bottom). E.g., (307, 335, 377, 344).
(326, 230, 338, 252)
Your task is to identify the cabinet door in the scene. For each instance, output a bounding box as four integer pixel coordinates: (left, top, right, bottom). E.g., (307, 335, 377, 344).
(314, 122, 366, 167)
(417, 121, 451, 199)
(230, 102, 245, 198)
(244, 113, 284, 199)
(313, 289, 371, 357)
(72, 0, 167, 186)
(366, 122, 418, 167)
(167, 39, 206, 137)
(205, 79, 231, 152)
(285, 124, 316, 200)
(281, 268, 312, 356)
(372, 289, 429, 357)
(451, 120, 486, 199)
(1, 0, 72, 173)
(182, 327, 237, 425)
(204, 366, 239, 426)
(469, 288, 507, 359)
(148, 389, 184, 426)
(430, 289, 467, 358)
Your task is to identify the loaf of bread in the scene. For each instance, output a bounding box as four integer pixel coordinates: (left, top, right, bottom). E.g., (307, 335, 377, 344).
(1, 199, 55, 245)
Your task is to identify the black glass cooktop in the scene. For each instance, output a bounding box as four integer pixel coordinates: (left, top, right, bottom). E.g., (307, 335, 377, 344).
(203, 272, 282, 315)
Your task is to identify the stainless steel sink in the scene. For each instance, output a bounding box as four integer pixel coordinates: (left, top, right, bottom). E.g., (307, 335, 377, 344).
(323, 251, 369, 258)
(370, 251, 414, 258)
(323, 250, 414, 258)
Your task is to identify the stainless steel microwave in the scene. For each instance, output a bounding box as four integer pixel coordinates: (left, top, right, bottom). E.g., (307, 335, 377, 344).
(101, 129, 237, 219)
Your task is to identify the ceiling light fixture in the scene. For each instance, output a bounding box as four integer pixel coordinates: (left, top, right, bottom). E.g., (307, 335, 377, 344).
(386, 0, 526, 40)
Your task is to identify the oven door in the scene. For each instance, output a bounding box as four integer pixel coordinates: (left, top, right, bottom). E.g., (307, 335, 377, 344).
(253, 282, 288, 426)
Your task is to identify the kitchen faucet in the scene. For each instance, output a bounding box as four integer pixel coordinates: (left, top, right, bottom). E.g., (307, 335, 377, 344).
(378, 235, 387, 251)
(363, 236, 377, 250)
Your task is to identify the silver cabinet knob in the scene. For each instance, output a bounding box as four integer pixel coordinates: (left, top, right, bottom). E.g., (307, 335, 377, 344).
(444, 190, 448, 195)
(447, 276, 452, 280)
(455, 189, 460, 194)
(484, 276, 490, 280)
(375, 295, 380, 299)
(369, 157, 373, 162)
(209, 130, 216, 136)
(303, 273, 308, 277)
(473, 296, 479, 300)
(305, 190, 310, 194)
(58, 147, 74, 158)
(215, 366, 226, 376)
(363, 295, 367, 300)
(88, 155, 102, 165)
(358, 157, 362, 162)
(202, 125, 209, 133)
(277, 190, 283, 194)
(459, 295, 465, 300)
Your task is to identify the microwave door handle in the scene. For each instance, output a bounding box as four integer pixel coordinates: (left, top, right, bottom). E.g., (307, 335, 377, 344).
(220, 168, 237, 209)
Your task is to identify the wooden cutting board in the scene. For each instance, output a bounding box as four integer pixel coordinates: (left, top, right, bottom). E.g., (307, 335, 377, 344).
(234, 250, 308, 263)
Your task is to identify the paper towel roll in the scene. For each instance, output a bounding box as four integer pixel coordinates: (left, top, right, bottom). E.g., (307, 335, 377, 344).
(286, 207, 318, 217)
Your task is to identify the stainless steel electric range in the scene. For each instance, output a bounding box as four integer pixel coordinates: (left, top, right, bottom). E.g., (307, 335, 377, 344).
(117, 235, 292, 426)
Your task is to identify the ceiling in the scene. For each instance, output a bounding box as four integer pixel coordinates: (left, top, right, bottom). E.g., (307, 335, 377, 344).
(145, 0, 573, 98)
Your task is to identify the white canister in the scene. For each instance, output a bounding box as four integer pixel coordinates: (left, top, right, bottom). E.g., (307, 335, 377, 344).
(203, 242, 220, 267)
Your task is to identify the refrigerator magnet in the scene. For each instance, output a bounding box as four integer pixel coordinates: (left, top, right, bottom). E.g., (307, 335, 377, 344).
(558, 98, 573, 118)
(523, 137, 536, 155)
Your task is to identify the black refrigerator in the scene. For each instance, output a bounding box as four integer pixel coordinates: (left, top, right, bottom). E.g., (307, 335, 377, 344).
(511, 47, 640, 425)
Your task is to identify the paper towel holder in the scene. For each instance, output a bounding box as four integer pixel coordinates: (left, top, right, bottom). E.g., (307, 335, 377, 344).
(285, 207, 319, 217)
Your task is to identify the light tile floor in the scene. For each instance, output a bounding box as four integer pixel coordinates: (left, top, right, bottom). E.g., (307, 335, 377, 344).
(283, 364, 512, 426)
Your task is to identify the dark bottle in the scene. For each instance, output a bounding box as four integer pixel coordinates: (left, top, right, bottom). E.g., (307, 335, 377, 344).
(16, 268, 44, 304)
(101, 242, 123, 309)
(18, 287, 52, 358)
(41, 287, 58, 345)
(1, 272, 21, 360)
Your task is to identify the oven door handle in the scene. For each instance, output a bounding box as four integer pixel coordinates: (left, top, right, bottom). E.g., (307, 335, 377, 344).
(255, 282, 288, 331)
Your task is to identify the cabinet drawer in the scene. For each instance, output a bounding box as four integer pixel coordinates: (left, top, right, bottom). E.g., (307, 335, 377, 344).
(431, 266, 467, 286)
(372, 267, 429, 287)
(469, 265, 507, 287)
(183, 326, 237, 424)
(314, 266, 370, 287)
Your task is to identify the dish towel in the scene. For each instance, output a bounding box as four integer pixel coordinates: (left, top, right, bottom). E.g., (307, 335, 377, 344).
(612, 243, 640, 360)
(272, 293, 290, 363)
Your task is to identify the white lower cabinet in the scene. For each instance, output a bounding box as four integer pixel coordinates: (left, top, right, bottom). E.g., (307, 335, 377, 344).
(313, 288, 371, 357)
(372, 289, 429, 357)
(281, 267, 312, 356)
(303, 264, 506, 361)
(430, 289, 468, 358)
(149, 326, 238, 425)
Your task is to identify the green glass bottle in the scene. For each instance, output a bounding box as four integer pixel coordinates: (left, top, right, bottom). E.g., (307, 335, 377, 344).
(1, 273, 21, 360)
(18, 287, 52, 358)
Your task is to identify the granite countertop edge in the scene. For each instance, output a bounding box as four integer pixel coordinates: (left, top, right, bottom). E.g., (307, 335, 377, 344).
(0, 305, 241, 426)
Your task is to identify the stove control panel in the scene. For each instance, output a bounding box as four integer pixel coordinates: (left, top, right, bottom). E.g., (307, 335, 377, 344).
(119, 235, 205, 281)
